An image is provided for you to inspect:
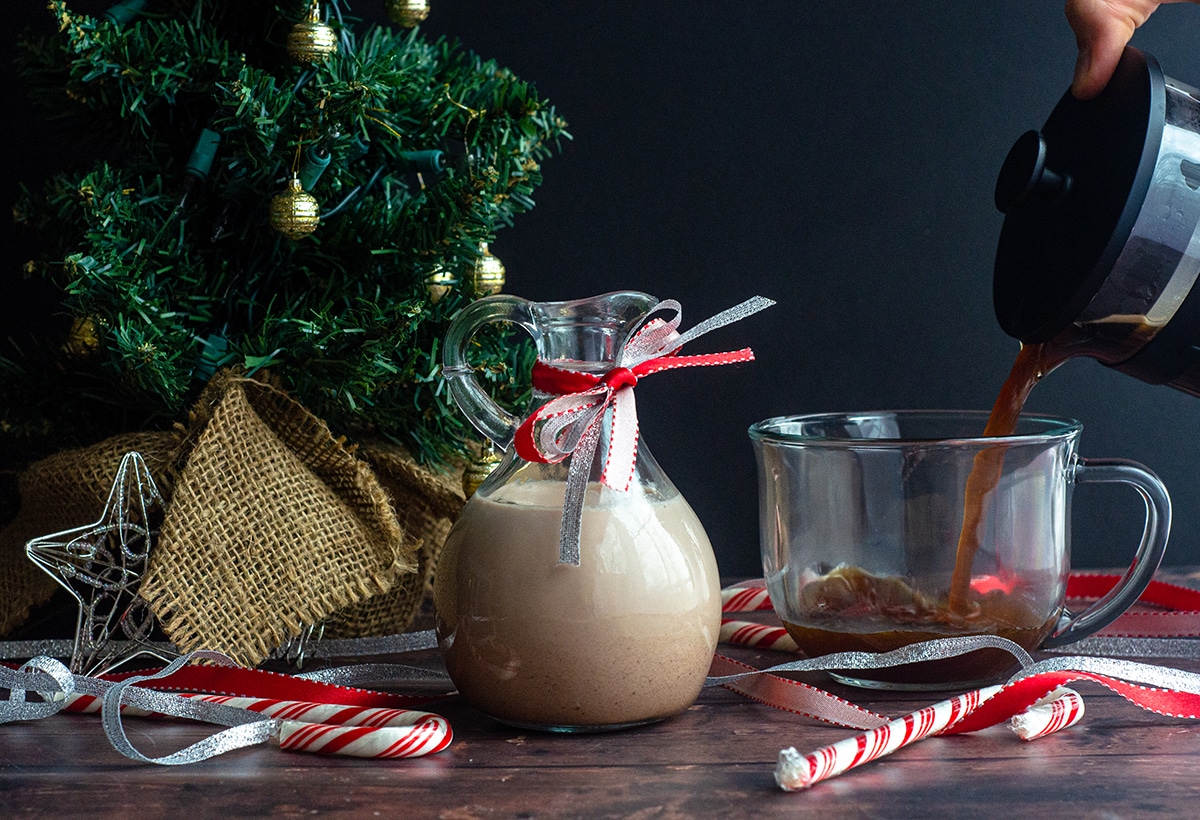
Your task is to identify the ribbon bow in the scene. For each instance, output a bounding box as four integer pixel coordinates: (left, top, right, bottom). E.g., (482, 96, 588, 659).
(514, 295, 774, 565)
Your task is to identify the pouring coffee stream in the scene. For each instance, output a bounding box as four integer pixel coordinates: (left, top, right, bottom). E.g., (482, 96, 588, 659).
(949, 340, 1071, 614)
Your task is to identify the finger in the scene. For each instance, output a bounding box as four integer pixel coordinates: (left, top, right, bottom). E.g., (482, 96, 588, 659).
(1064, 0, 1151, 99)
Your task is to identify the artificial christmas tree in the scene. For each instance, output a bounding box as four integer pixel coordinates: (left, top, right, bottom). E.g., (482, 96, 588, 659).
(0, 0, 567, 666)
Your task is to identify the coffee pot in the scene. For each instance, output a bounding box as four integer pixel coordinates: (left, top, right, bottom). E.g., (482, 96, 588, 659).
(994, 46, 1200, 394)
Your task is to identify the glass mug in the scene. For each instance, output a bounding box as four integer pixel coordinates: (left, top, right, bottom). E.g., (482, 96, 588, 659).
(749, 411, 1171, 690)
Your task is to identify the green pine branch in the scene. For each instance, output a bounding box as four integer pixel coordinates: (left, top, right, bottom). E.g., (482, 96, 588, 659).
(3, 0, 569, 467)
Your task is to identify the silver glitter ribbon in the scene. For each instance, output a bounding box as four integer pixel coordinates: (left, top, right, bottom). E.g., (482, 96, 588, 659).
(100, 652, 277, 764)
(7, 630, 1200, 765)
(0, 630, 449, 765)
(1043, 635, 1200, 659)
(0, 629, 440, 664)
(0, 651, 273, 764)
(294, 662, 449, 688)
(707, 633, 1200, 710)
(705, 635, 1036, 687)
(310, 629, 438, 657)
(1010, 653, 1200, 694)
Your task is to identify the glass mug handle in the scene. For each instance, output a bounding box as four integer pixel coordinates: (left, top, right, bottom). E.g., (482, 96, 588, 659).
(441, 294, 540, 449)
(1041, 457, 1172, 649)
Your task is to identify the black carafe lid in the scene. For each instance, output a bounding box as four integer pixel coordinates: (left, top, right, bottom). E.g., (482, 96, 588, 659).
(993, 47, 1165, 342)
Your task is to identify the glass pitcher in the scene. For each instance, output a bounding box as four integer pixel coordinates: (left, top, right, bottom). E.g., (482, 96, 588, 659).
(436, 291, 722, 732)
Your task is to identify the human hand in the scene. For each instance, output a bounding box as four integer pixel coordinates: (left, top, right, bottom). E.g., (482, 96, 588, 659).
(1065, 0, 1198, 98)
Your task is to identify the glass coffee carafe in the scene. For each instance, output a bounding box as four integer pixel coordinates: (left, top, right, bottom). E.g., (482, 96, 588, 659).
(436, 291, 723, 732)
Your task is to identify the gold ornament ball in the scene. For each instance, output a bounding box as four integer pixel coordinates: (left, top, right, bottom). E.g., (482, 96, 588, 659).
(287, 5, 338, 64)
(62, 315, 102, 359)
(287, 20, 338, 64)
(469, 244, 506, 296)
(425, 267, 458, 303)
(386, 0, 430, 27)
(269, 177, 321, 239)
(462, 449, 502, 498)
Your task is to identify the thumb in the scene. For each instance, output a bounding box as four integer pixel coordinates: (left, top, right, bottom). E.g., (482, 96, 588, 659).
(1064, 0, 1156, 99)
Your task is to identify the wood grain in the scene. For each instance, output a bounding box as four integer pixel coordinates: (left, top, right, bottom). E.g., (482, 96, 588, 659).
(3, 587, 1200, 818)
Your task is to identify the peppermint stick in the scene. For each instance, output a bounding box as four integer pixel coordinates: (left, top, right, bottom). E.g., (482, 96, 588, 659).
(1009, 686, 1085, 741)
(719, 619, 798, 652)
(774, 684, 1085, 790)
(720, 584, 774, 613)
(64, 691, 452, 759)
(775, 685, 1002, 791)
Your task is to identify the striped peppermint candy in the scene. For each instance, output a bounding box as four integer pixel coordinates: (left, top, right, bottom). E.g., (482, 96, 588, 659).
(720, 619, 798, 652)
(720, 584, 774, 613)
(774, 682, 1089, 791)
(64, 691, 452, 759)
(775, 685, 1003, 791)
(276, 714, 452, 758)
(66, 692, 434, 727)
(1009, 687, 1085, 741)
(183, 695, 438, 729)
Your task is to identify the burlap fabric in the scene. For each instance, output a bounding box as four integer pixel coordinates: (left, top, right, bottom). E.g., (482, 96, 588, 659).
(0, 371, 466, 666)
(326, 441, 465, 639)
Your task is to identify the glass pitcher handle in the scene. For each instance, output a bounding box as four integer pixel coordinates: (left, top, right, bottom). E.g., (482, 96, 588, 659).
(1041, 457, 1172, 649)
(442, 294, 541, 449)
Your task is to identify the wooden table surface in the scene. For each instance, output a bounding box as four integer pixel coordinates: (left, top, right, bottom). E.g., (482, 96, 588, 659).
(4, 576, 1200, 819)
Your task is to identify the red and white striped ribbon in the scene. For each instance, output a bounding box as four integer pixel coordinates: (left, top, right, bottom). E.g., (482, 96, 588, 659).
(513, 295, 774, 564)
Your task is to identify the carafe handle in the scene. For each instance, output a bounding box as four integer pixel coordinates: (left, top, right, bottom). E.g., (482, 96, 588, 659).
(1041, 457, 1172, 648)
(442, 294, 540, 449)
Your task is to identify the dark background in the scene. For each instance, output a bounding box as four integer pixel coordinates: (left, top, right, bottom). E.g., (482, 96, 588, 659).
(5, 2, 1200, 578)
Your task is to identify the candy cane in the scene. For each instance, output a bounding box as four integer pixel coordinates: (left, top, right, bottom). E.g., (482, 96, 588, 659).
(276, 714, 450, 758)
(719, 619, 798, 652)
(1009, 687, 1085, 741)
(775, 685, 1003, 791)
(721, 585, 773, 613)
(63, 691, 451, 759)
(774, 684, 1085, 791)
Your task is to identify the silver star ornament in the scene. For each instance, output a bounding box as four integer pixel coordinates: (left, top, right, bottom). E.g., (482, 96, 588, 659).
(25, 451, 177, 675)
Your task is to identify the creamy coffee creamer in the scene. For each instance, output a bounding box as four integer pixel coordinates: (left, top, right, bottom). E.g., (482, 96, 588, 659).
(433, 479, 721, 731)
